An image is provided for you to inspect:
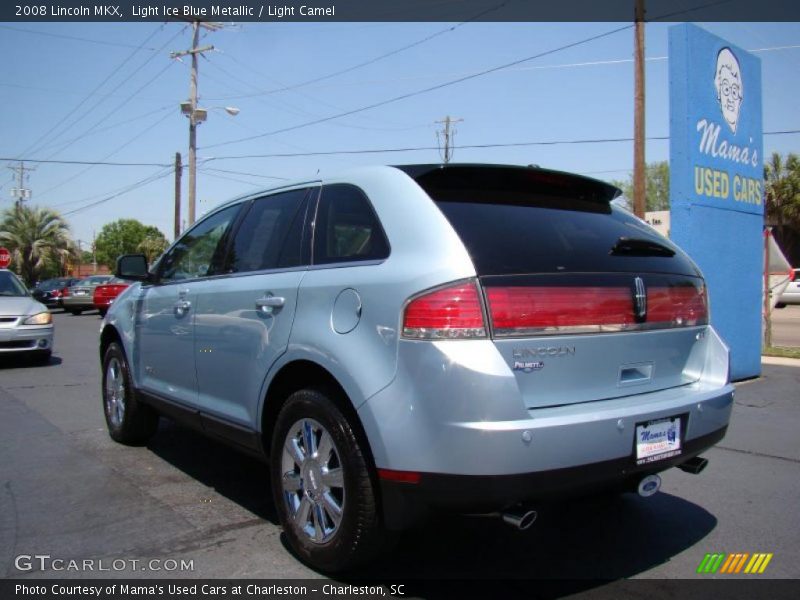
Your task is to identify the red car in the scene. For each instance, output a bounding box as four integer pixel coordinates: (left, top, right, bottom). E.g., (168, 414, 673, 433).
(93, 278, 132, 317)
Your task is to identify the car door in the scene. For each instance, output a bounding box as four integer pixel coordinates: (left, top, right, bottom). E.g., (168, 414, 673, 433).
(136, 203, 242, 407)
(193, 187, 315, 432)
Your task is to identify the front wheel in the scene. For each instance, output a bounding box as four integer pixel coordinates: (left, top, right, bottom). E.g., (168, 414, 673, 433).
(102, 342, 158, 445)
(271, 389, 386, 573)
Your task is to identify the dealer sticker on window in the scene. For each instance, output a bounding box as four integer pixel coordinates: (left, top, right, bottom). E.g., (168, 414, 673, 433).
(635, 417, 681, 465)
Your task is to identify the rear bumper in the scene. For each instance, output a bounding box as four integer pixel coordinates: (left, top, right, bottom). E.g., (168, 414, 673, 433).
(62, 296, 95, 309)
(379, 424, 727, 528)
(358, 327, 733, 528)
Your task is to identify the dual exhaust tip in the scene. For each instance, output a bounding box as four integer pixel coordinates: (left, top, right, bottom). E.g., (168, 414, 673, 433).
(498, 456, 708, 530)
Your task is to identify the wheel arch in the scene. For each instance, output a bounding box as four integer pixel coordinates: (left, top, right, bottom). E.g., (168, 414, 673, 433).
(260, 360, 376, 470)
(99, 324, 123, 363)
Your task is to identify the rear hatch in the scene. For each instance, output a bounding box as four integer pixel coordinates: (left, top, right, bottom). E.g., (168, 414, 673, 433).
(401, 164, 708, 409)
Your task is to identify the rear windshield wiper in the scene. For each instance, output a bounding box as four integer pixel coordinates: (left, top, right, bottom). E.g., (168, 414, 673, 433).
(610, 237, 675, 257)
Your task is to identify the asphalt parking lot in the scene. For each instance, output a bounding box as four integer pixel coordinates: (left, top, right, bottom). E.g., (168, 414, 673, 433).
(1, 308, 799, 593)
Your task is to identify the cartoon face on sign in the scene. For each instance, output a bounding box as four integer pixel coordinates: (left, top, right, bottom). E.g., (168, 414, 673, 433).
(714, 47, 743, 134)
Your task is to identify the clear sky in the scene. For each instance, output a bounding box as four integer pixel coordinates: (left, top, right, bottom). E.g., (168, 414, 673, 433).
(1, 20, 798, 245)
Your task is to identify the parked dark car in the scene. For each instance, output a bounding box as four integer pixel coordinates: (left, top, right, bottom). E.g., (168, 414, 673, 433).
(31, 277, 79, 309)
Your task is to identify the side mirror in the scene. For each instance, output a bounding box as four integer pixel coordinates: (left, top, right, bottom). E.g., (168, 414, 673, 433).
(116, 254, 150, 282)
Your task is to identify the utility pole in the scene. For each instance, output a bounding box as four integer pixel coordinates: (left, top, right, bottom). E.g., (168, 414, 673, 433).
(172, 21, 216, 227)
(436, 116, 463, 164)
(633, 0, 646, 219)
(8, 161, 35, 208)
(92, 231, 97, 274)
(174, 152, 182, 240)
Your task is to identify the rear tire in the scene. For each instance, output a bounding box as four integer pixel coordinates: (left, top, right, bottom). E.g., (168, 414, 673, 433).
(102, 342, 158, 445)
(98, 308, 107, 318)
(271, 388, 386, 573)
(68, 309, 82, 315)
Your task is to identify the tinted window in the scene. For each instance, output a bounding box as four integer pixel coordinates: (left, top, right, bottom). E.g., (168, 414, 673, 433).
(435, 200, 698, 276)
(313, 184, 389, 265)
(159, 204, 241, 282)
(229, 188, 310, 273)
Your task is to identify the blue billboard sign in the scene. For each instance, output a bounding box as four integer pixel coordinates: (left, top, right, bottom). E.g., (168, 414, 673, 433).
(669, 24, 763, 380)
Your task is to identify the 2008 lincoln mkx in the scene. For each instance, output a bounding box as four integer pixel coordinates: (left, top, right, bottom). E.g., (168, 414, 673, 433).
(99, 164, 732, 572)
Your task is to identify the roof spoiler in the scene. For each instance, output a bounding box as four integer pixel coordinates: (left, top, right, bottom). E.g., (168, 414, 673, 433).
(393, 163, 621, 204)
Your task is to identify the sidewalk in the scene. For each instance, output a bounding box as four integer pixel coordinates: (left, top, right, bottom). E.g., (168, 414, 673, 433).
(726, 356, 800, 462)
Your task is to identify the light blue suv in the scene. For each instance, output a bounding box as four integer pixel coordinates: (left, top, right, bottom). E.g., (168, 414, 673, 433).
(101, 164, 733, 572)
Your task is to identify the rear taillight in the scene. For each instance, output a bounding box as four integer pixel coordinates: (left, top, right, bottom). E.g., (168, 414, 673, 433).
(486, 283, 708, 337)
(402, 280, 487, 339)
(487, 287, 634, 335)
(647, 286, 708, 327)
(61, 287, 70, 297)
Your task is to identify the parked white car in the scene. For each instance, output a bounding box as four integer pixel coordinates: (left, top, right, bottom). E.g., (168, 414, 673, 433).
(0, 269, 54, 362)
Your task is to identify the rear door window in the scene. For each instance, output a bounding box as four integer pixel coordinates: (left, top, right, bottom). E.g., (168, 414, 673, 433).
(313, 184, 389, 265)
(228, 188, 311, 273)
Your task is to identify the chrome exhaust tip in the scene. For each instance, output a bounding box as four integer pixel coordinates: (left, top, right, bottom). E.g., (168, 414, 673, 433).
(677, 456, 709, 475)
(637, 474, 662, 497)
(501, 507, 538, 531)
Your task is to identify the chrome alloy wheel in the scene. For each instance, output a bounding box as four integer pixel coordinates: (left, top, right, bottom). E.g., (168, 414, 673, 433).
(281, 418, 345, 544)
(105, 357, 126, 427)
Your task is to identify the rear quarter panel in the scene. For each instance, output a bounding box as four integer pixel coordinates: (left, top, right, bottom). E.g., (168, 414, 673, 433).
(267, 166, 477, 417)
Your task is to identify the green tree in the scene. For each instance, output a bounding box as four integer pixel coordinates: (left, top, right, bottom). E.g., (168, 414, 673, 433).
(612, 161, 671, 212)
(94, 219, 168, 268)
(764, 152, 800, 264)
(0, 204, 73, 286)
(137, 234, 169, 264)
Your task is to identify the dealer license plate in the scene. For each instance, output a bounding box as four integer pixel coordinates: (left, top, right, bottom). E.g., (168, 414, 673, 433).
(635, 417, 681, 465)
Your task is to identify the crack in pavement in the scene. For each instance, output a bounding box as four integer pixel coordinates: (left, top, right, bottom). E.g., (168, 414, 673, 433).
(717, 445, 800, 465)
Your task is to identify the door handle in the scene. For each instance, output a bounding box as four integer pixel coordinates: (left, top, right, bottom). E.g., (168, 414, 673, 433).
(255, 295, 285, 314)
(174, 299, 192, 317)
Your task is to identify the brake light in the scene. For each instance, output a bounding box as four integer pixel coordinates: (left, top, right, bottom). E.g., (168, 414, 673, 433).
(648, 286, 708, 326)
(487, 287, 634, 335)
(486, 283, 708, 337)
(402, 281, 487, 339)
(61, 287, 70, 297)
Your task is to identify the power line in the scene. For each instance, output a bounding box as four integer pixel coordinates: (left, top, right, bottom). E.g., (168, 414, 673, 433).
(36, 28, 184, 161)
(0, 157, 173, 167)
(4, 129, 797, 168)
(207, 129, 797, 159)
(200, 167, 289, 180)
(219, 1, 510, 102)
(202, 24, 634, 151)
(17, 24, 167, 160)
(36, 110, 174, 200)
(0, 24, 160, 50)
(42, 105, 175, 159)
(60, 168, 174, 217)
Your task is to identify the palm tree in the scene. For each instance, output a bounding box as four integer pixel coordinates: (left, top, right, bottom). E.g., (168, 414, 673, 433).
(0, 204, 73, 286)
(764, 152, 800, 262)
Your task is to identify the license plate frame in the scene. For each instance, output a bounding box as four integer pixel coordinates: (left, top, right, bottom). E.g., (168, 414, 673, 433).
(634, 416, 683, 466)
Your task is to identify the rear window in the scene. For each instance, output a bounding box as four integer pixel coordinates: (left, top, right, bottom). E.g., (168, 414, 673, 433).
(407, 165, 699, 277)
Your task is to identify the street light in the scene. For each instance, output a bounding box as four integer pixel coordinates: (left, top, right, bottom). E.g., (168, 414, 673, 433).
(181, 101, 239, 226)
